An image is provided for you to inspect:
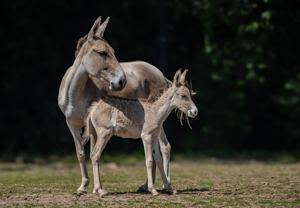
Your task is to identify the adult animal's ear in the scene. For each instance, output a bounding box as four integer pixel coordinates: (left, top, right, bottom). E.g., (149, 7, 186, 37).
(173, 69, 182, 87)
(95, 17, 110, 38)
(179, 69, 188, 85)
(88, 16, 102, 41)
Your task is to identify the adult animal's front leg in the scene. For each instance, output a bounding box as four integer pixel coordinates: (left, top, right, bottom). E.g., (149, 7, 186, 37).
(66, 120, 89, 194)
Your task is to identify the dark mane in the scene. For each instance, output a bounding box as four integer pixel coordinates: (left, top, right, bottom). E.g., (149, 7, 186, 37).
(74, 35, 88, 57)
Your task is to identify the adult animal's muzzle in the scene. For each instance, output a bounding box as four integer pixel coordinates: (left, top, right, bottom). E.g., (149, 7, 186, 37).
(109, 67, 126, 91)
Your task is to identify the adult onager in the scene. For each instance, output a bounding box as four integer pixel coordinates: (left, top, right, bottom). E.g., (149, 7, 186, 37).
(86, 69, 198, 196)
(58, 16, 172, 193)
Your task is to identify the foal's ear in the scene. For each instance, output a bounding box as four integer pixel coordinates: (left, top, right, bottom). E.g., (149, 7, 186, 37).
(95, 17, 110, 38)
(179, 69, 188, 85)
(173, 69, 182, 87)
(88, 16, 102, 41)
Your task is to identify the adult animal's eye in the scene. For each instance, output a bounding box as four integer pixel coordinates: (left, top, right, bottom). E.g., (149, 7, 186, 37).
(96, 51, 108, 58)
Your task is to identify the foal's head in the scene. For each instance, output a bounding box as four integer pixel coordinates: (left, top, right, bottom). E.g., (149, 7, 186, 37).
(77, 17, 126, 91)
(171, 69, 198, 118)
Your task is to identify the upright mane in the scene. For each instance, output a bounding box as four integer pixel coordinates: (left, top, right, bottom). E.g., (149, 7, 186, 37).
(75, 35, 88, 57)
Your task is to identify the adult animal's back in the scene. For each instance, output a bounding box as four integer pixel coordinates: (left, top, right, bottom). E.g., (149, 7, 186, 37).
(97, 61, 170, 100)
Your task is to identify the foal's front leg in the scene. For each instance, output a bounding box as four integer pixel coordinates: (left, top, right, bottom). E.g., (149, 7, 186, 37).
(153, 139, 176, 194)
(137, 159, 156, 193)
(159, 129, 171, 183)
(138, 128, 171, 193)
(142, 135, 159, 196)
(90, 128, 112, 197)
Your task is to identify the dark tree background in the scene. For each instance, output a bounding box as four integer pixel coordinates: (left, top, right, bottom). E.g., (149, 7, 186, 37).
(1, 0, 300, 157)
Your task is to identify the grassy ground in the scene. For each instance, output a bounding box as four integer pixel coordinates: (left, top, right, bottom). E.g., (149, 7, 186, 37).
(0, 159, 299, 207)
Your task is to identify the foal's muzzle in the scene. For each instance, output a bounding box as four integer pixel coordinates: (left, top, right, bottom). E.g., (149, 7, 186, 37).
(187, 105, 198, 118)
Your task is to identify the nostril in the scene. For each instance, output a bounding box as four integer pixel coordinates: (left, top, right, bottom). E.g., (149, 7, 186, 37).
(194, 109, 198, 116)
(118, 79, 123, 87)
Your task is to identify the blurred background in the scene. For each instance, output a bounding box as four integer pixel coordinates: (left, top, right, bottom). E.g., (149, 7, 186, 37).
(1, 0, 300, 160)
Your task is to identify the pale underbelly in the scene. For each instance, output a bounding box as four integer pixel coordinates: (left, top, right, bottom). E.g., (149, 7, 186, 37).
(113, 125, 142, 139)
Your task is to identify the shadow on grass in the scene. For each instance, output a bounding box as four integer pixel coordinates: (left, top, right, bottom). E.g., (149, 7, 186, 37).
(177, 187, 210, 194)
(107, 187, 210, 196)
(107, 191, 147, 196)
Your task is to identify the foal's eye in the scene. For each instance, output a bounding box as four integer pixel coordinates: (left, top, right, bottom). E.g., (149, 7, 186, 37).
(181, 95, 188, 99)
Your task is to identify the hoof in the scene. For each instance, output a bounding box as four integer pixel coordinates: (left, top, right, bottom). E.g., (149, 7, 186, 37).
(93, 189, 108, 197)
(149, 187, 159, 196)
(75, 189, 87, 196)
(98, 190, 108, 197)
(162, 188, 177, 195)
(152, 190, 159, 196)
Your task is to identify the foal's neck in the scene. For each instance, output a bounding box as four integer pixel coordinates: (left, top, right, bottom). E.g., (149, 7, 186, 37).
(150, 86, 176, 124)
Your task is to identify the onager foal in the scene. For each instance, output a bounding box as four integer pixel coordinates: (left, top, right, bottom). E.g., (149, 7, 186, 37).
(85, 69, 198, 196)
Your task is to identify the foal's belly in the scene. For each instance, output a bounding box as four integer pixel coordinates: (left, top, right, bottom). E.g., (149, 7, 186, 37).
(114, 124, 142, 139)
(112, 104, 144, 139)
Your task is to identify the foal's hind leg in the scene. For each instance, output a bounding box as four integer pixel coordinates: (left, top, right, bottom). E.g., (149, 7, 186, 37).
(90, 128, 112, 197)
(66, 120, 89, 194)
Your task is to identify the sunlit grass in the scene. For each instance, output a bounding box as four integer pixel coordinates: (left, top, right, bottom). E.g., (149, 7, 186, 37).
(0, 159, 299, 207)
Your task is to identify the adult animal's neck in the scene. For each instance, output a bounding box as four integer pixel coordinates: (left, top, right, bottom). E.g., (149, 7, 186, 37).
(68, 63, 89, 103)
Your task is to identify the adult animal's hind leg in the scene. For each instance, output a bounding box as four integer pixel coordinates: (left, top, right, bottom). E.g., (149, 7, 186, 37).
(90, 128, 112, 197)
(66, 120, 89, 194)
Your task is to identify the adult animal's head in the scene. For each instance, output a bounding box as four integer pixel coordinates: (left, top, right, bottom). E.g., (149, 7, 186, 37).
(76, 17, 126, 91)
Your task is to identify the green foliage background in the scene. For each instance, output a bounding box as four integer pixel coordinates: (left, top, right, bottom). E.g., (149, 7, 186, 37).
(1, 0, 300, 156)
